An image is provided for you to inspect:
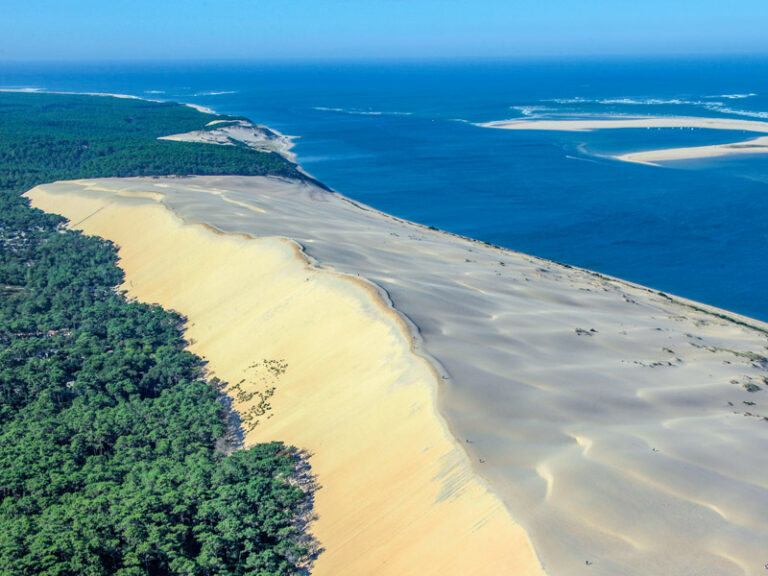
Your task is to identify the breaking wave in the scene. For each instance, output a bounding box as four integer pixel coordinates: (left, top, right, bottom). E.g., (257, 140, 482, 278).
(706, 93, 758, 99)
(544, 97, 710, 106)
(703, 104, 768, 119)
(194, 91, 238, 96)
(510, 105, 556, 117)
(313, 106, 412, 117)
(533, 95, 768, 122)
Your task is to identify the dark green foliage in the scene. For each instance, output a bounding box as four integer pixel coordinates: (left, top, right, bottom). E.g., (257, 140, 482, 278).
(0, 93, 313, 575)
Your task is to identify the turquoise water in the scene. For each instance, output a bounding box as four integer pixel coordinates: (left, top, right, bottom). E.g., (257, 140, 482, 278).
(2, 57, 768, 319)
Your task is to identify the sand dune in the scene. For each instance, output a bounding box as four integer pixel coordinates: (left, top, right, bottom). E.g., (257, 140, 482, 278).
(480, 116, 768, 133)
(615, 135, 768, 165)
(28, 176, 768, 576)
(27, 179, 544, 576)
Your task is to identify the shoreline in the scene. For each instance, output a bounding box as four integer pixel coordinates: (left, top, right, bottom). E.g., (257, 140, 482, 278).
(330, 181, 768, 333)
(27, 175, 768, 576)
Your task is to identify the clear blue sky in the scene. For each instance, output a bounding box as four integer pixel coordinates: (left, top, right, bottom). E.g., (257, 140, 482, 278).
(1, 0, 767, 61)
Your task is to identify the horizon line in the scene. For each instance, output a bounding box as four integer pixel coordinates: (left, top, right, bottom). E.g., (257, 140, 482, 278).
(2, 51, 768, 66)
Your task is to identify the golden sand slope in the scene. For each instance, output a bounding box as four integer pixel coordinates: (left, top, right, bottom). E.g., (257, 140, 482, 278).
(27, 182, 545, 576)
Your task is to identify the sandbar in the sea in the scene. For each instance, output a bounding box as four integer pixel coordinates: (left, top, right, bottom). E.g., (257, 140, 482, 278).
(614, 135, 768, 165)
(479, 116, 768, 133)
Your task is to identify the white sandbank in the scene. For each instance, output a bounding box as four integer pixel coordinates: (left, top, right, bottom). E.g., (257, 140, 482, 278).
(615, 135, 768, 165)
(27, 176, 768, 576)
(480, 116, 768, 133)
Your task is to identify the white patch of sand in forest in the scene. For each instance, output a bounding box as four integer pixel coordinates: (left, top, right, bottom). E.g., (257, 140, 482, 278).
(159, 119, 297, 161)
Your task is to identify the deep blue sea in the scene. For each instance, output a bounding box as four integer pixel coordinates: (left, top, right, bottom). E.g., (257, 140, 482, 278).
(2, 57, 768, 320)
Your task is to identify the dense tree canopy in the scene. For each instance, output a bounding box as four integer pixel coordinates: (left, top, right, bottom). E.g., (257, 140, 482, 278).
(0, 93, 314, 575)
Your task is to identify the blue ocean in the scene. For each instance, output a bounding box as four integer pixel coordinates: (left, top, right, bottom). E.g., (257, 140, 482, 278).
(2, 57, 768, 320)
